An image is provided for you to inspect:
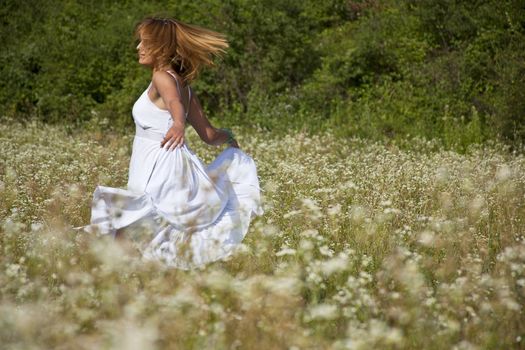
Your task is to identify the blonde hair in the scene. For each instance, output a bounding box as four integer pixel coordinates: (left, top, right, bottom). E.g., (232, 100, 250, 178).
(134, 17, 229, 83)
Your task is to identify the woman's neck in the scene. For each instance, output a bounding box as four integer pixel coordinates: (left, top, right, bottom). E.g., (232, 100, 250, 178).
(153, 65, 172, 73)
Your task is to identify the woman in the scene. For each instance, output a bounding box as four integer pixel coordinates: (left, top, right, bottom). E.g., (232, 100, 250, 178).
(76, 17, 263, 269)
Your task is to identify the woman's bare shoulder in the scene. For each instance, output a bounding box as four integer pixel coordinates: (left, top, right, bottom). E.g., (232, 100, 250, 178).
(152, 70, 175, 83)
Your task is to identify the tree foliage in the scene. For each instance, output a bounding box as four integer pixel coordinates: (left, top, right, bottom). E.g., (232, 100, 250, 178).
(1, 0, 524, 149)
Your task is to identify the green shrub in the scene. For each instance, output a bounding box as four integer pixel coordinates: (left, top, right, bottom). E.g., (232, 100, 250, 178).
(1, 0, 524, 149)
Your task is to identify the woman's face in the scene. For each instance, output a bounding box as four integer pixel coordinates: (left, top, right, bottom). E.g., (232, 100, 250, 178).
(136, 40, 154, 67)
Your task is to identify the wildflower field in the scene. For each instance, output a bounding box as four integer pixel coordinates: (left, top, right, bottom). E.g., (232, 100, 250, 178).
(1, 122, 524, 349)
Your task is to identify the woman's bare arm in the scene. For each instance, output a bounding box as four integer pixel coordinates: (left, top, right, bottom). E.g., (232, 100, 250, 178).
(153, 71, 186, 150)
(187, 89, 239, 147)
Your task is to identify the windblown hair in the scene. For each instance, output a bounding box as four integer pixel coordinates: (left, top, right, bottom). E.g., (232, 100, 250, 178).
(134, 17, 229, 83)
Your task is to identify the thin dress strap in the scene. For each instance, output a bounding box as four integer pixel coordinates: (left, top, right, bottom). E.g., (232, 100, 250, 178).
(166, 70, 191, 118)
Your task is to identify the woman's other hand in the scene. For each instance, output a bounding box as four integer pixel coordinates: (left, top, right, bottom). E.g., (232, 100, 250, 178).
(161, 123, 185, 150)
(228, 139, 240, 148)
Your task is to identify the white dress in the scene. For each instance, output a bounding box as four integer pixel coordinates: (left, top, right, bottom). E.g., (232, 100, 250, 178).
(77, 71, 263, 269)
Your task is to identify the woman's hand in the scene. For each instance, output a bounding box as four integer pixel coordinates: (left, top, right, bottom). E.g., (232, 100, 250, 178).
(228, 139, 240, 148)
(161, 122, 185, 150)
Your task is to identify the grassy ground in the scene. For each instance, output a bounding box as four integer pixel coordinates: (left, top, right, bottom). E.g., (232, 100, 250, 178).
(1, 121, 524, 349)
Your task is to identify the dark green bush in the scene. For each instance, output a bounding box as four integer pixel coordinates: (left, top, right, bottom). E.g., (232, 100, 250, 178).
(1, 0, 524, 150)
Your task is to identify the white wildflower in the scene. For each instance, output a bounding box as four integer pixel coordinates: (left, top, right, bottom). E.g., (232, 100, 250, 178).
(263, 276, 302, 296)
(319, 253, 349, 276)
(319, 245, 334, 257)
(495, 164, 511, 182)
(327, 204, 342, 216)
(417, 230, 436, 247)
(298, 239, 314, 252)
(203, 270, 233, 291)
(435, 166, 450, 184)
(6, 264, 21, 277)
(276, 248, 296, 257)
(306, 303, 339, 321)
(350, 206, 367, 223)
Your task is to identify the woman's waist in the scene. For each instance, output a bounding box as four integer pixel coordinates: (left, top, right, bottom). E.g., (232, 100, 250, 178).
(133, 122, 191, 150)
(134, 124, 166, 142)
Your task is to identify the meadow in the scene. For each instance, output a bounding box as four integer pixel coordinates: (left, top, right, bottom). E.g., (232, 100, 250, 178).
(1, 121, 524, 349)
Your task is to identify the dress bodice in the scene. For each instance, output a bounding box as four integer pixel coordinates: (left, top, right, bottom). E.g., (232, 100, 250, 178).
(132, 71, 191, 135)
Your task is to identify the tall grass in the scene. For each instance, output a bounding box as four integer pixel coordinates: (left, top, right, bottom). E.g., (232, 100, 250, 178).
(1, 121, 524, 349)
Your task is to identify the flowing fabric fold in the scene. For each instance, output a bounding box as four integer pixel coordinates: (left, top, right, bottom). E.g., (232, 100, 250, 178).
(76, 145, 263, 270)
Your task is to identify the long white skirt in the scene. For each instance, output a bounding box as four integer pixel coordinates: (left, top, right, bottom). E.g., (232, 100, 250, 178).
(77, 128, 263, 270)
